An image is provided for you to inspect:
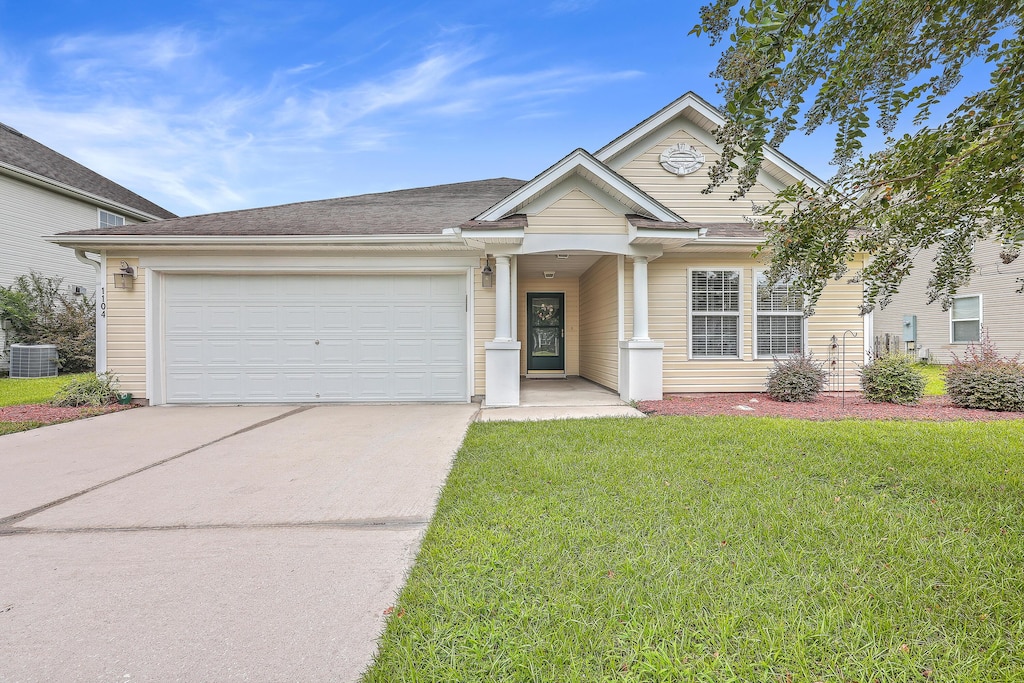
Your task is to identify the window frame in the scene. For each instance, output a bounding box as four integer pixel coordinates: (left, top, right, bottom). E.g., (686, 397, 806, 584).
(949, 294, 982, 344)
(687, 267, 743, 360)
(753, 270, 807, 359)
(98, 209, 126, 228)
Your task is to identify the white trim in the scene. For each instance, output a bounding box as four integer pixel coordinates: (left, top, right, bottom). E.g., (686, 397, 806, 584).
(753, 270, 806, 360)
(476, 149, 681, 222)
(863, 307, 873, 365)
(593, 92, 825, 190)
(98, 208, 127, 228)
(687, 267, 744, 360)
(465, 267, 475, 400)
(46, 234, 471, 248)
(949, 293, 983, 344)
(511, 256, 519, 342)
(139, 254, 480, 271)
(145, 268, 157, 404)
(617, 255, 625, 342)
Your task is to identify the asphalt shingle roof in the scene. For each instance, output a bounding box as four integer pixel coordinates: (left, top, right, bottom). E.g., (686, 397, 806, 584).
(0, 122, 176, 220)
(59, 178, 528, 237)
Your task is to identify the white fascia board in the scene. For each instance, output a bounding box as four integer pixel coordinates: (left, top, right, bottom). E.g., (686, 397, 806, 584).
(44, 233, 468, 249)
(476, 150, 680, 223)
(627, 221, 702, 244)
(0, 162, 166, 222)
(593, 92, 825, 190)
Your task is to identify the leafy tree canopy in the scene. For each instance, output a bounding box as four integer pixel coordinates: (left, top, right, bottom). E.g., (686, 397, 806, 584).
(692, 0, 1024, 312)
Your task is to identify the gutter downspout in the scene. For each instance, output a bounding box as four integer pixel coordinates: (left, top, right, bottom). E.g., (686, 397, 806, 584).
(75, 249, 106, 373)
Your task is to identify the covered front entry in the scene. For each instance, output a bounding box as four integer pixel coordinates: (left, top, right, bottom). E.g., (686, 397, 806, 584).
(161, 273, 468, 403)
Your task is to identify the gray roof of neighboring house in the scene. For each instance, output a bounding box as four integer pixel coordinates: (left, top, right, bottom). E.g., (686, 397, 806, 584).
(0, 122, 177, 219)
(59, 178, 529, 236)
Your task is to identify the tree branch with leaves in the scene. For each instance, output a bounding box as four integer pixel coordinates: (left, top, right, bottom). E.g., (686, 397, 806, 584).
(692, 0, 1024, 312)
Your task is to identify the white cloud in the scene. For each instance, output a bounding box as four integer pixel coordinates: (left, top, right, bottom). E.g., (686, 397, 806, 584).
(0, 25, 644, 215)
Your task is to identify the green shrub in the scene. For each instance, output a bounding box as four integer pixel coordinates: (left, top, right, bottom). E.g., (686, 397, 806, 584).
(50, 372, 120, 407)
(0, 272, 95, 372)
(945, 332, 1024, 411)
(859, 353, 925, 405)
(765, 354, 828, 402)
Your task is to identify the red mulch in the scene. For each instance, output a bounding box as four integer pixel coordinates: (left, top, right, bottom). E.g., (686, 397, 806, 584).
(0, 402, 136, 426)
(638, 393, 1024, 422)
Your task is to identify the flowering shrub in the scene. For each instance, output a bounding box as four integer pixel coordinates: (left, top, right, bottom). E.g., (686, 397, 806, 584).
(945, 332, 1024, 412)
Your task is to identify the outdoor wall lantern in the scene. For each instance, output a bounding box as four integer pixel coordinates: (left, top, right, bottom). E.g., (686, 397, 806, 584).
(113, 261, 136, 290)
(481, 257, 494, 289)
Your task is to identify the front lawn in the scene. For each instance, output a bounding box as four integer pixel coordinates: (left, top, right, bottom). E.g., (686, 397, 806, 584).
(919, 363, 947, 396)
(365, 417, 1024, 682)
(0, 372, 91, 407)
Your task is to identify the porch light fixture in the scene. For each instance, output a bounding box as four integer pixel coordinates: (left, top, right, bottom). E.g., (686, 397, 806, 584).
(556, 254, 570, 260)
(481, 258, 494, 289)
(113, 261, 135, 290)
(543, 271, 555, 279)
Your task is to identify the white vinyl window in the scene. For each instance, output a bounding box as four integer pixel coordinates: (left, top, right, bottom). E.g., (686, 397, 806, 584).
(98, 209, 126, 228)
(690, 269, 741, 358)
(950, 295, 982, 343)
(755, 273, 805, 357)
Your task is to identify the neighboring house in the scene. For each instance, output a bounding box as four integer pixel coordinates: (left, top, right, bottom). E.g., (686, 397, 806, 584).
(0, 122, 176, 369)
(872, 240, 1024, 363)
(49, 92, 868, 406)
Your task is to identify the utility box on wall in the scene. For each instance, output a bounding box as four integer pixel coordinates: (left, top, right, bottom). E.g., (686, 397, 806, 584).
(903, 315, 917, 353)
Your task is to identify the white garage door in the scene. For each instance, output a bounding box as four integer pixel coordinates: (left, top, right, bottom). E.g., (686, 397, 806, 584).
(163, 273, 467, 403)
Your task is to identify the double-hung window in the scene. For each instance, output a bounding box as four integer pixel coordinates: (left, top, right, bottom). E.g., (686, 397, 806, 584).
(98, 209, 126, 228)
(950, 295, 981, 343)
(690, 269, 741, 357)
(754, 273, 804, 357)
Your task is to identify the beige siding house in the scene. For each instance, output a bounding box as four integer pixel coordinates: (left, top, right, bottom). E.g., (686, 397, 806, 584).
(0, 123, 175, 370)
(51, 92, 868, 405)
(873, 240, 1024, 363)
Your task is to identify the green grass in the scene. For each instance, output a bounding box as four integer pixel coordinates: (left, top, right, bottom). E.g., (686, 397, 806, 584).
(365, 417, 1024, 682)
(0, 420, 44, 435)
(0, 372, 91, 407)
(919, 364, 947, 396)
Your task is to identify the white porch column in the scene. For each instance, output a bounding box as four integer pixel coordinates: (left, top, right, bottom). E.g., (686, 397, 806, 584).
(631, 255, 650, 341)
(485, 254, 521, 406)
(494, 255, 513, 341)
(619, 255, 663, 402)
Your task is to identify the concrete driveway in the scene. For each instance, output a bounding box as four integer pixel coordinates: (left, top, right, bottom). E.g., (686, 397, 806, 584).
(0, 403, 478, 682)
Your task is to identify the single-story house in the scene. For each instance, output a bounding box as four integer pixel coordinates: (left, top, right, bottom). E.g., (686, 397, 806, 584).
(49, 92, 868, 406)
(873, 240, 1023, 363)
(0, 122, 175, 369)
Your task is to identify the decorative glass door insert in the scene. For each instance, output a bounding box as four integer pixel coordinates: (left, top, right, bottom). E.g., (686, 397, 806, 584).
(526, 292, 565, 371)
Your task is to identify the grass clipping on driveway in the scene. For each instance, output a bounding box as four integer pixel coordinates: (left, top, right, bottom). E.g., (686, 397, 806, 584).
(365, 417, 1024, 682)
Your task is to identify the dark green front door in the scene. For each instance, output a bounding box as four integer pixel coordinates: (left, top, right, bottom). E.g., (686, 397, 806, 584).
(526, 292, 565, 371)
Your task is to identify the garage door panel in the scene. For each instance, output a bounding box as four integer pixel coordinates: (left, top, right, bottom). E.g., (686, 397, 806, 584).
(317, 339, 355, 365)
(163, 273, 467, 403)
(282, 306, 316, 331)
(319, 372, 355, 399)
(281, 340, 316, 365)
(165, 306, 203, 332)
(319, 306, 354, 330)
(394, 372, 429, 399)
(356, 373, 390, 399)
(244, 306, 280, 331)
(206, 339, 242, 365)
(244, 339, 279, 365)
(166, 339, 203, 365)
(431, 339, 464, 364)
(429, 275, 464, 297)
(431, 373, 466, 399)
(356, 339, 389, 364)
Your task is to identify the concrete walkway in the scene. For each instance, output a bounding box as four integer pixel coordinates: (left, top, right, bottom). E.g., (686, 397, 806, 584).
(0, 404, 477, 682)
(477, 376, 646, 421)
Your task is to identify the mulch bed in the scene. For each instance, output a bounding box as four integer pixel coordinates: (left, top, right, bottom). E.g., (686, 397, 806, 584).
(0, 402, 136, 426)
(638, 393, 1024, 422)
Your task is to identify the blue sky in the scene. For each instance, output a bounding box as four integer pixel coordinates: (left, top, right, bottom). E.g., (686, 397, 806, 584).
(0, 0, 992, 217)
